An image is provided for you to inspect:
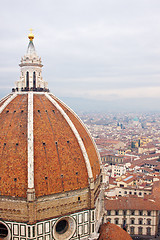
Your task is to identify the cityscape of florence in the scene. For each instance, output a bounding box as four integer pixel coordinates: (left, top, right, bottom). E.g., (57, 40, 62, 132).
(0, 1, 160, 240)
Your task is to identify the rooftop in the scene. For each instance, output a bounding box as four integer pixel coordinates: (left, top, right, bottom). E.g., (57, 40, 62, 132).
(105, 196, 160, 211)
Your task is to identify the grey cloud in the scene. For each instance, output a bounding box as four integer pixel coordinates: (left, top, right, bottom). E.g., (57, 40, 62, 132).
(0, 0, 160, 111)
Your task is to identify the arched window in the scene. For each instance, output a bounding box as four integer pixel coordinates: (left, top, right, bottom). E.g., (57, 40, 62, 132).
(33, 72, 36, 88)
(106, 218, 111, 223)
(130, 218, 135, 225)
(107, 210, 111, 216)
(114, 218, 119, 225)
(146, 227, 151, 235)
(92, 211, 94, 221)
(130, 226, 135, 235)
(123, 210, 127, 216)
(26, 72, 29, 88)
(138, 227, 143, 235)
(147, 219, 151, 225)
(115, 210, 119, 215)
(139, 218, 143, 225)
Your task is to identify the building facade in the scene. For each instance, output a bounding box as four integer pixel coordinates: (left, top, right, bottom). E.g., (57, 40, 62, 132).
(101, 154, 124, 165)
(104, 197, 159, 238)
(111, 164, 126, 178)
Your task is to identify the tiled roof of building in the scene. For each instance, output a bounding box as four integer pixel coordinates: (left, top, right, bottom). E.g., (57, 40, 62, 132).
(152, 181, 160, 200)
(98, 222, 132, 240)
(100, 150, 114, 157)
(105, 196, 160, 211)
(0, 93, 101, 198)
(109, 177, 116, 185)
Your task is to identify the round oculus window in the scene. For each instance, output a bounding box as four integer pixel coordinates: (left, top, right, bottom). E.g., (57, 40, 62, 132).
(0, 223, 8, 238)
(53, 217, 76, 240)
(0, 222, 11, 240)
(55, 220, 68, 234)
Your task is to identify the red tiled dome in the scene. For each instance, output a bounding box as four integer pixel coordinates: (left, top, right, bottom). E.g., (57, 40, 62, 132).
(0, 92, 101, 198)
(98, 222, 132, 240)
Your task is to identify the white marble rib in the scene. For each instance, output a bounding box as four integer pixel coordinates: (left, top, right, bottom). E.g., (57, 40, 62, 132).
(28, 92, 34, 188)
(0, 93, 17, 114)
(49, 93, 102, 166)
(45, 93, 93, 180)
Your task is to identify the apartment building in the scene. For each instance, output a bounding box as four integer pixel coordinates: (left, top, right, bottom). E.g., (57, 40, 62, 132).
(104, 196, 160, 238)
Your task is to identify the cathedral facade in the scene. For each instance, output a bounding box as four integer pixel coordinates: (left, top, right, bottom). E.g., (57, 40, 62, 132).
(0, 32, 104, 240)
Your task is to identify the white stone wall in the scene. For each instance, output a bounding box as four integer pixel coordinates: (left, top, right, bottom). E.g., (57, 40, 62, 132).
(105, 187, 152, 198)
(111, 165, 126, 178)
(4, 209, 96, 240)
(16, 65, 48, 90)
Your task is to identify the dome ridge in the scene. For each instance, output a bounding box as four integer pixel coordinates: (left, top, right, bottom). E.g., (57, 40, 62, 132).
(48, 93, 101, 180)
(45, 93, 94, 182)
(49, 93, 102, 167)
(27, 92, 34, 194)
(0, 93, 17, 114)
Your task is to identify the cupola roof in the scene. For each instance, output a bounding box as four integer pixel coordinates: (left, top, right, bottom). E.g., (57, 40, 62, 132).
(13, 31, 49, 93)
(27, 29, 36, 56)
(27, 40, 36, 56)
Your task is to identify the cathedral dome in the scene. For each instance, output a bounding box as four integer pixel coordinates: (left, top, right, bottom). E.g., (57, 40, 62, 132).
(0, 91, 101, 199)
(0, 33, 103, 240)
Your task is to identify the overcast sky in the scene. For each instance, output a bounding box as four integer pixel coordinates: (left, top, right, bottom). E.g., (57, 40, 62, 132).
(0, 0, 160, 112)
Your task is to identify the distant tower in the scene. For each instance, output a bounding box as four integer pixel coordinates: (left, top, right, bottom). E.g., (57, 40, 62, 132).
(0, 32, 104, 240)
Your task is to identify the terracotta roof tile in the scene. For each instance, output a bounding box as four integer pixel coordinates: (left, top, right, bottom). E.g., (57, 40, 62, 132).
(34, 95, 89, 196)
(98, 222, 132, 240)
(0, 94, 28, 198)
(0, 93, 100, 198)
(105, 196, 160, 211)
(50, 94, 101, 180)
